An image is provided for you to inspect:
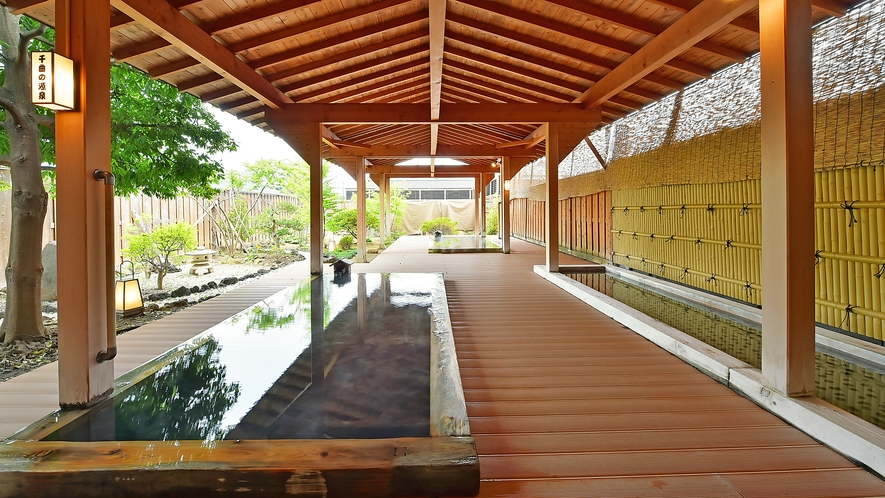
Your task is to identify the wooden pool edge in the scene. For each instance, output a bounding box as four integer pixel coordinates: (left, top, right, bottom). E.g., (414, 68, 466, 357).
(0, 436, 479, 497)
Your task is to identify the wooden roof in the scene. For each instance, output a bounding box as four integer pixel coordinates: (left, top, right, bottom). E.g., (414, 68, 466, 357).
(7, 0, 852, 177)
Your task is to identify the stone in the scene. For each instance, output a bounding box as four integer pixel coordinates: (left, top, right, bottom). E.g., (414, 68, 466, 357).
(199, 284, 209, 292)
(41, 242, 58, 301)
(190, 286, 201, 294)
(220, 277, 238, 286)
(257, 268, 270, 275)
(206, 281, 218, 289)
(170, 286, 191, 298)
(148, 292, 170, 301)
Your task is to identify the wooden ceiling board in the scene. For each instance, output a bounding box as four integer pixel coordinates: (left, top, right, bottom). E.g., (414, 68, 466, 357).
(316, 66, 429, 103)
(368, 85, 431, 103)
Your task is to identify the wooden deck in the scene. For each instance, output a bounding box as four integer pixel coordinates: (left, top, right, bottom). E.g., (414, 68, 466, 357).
(2, 236, 885, 496)
(356, 236, 885, 498)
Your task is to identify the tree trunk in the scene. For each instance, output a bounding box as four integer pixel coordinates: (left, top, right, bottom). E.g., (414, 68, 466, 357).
(0, 8, 49, 344)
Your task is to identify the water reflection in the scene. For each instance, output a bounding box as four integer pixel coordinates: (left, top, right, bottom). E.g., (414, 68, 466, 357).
(569, 272, 885, 430)
(45, 273, 436, 442)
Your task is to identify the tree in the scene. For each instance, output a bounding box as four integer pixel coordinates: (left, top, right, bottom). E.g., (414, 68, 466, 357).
(124, 221, 197, 290)
(326, 208, 380, 239)
(0, 8, 235, 343)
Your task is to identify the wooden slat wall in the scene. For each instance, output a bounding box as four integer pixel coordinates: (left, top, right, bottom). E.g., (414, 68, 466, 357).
(0, 188, 297, 286)
(510, 191, 612, 259)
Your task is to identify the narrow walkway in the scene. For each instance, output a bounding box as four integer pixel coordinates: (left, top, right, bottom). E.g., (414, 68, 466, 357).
(0, 258, 311, 439)
(357, 236, 885, 497)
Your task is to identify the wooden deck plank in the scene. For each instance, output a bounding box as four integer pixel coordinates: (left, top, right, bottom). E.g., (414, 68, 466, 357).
(355, 235, 885, 496)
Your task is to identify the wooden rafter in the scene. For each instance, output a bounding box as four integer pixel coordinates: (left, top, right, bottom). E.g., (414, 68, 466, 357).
(454, 0, 713, 78)
(266, 103, 596, 124)
(111, 0, 292, 109)
(446, 13, 685, 92)
(445, 59, 572, 102)
(292, 60, 427, 102)
(578, 0, 757, 108)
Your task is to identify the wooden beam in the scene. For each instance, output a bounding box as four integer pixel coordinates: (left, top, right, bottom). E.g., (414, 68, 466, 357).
(266, 103, 599, 124)
(112, 0, 292, 109)
(442, 69, 540, 103)
(290, 59, 427, 102)
(325, 144, 539, 158)
(364, 164, 500, 174)
(644, 0, 760, 34)
(760, 0, 815, 395)
(315, 70, 428, 104)
(578, 0, 756, 109)
(431, 123, 440, 155)
(455, 0, 714, 79)
(585, 137, 607, 169)
(201, 0, 322, 35)
(496, 138, 535, 149)
(429, 0, 446, 121)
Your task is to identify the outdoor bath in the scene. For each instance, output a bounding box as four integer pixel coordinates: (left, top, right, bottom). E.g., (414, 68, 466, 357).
(0, 273, 478, 497)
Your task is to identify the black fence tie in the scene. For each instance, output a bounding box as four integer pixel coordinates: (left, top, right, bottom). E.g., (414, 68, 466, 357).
(705, 274, 717, 284)
(623, 206, 629, 215)
(875, 262, 885, 279)
(707, 203, 715, 214)
(659, 263, 666, 274)
(840, 200, 859, 227)
(837, 304, 858, 333)
(666, 235, 676, 243)
(739, 203, 751, 216)
(649, 234, 656, 242)
(616, 230, 623, 238)
(815, 250, 822, 266)
(680, 268, 689, 280)
(744, 281, 754, 296)
(724, 239, 733, 250)
(639, 206, 645, 213)
(640, 257, 646, 266)
(658, 205, 664, 215)
(695, 237, 703, 248)
(632, 232, 638, 240)
(680, 204, 686, 218)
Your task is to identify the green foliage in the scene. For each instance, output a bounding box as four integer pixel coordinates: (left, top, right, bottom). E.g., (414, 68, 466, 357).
(115, 338, 240, 442)
(255, 201, 303, 248)
(330, 248, 357, 260)
(326, 208, 379, 238)
(420, 217, 458, 235)
(337, 234, 354, 250)
(109, 63, 236, 199)
(486, 201, 499, 235)
(365, 186, 409, 243)
(124, 219, 197, 290)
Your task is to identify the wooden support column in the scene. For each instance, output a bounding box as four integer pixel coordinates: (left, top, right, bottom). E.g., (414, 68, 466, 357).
(55, 0, 114, 408)
(502, 158, 512, 254)
(385, 175, 392, 237)
(474, 175, 482, 235)
(379, 173, 387, 249)
(479, 173, 487, 236)
(356, 157, 367, 263)
(307, 124, 324, 275)
(760, 0, 815, 395)
(545, 123, 561, 272)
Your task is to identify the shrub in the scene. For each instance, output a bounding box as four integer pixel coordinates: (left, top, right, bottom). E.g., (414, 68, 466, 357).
(486, 203, 499, 235)
(420, 217, 458, 235)
(338, 234, 355, 250)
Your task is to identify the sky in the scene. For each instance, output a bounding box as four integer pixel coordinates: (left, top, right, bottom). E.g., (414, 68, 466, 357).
(205, 105, 356, 190)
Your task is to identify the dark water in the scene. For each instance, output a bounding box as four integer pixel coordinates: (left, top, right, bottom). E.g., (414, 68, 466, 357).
(45, 273, 434, 442)
(568, 272, 885, 430)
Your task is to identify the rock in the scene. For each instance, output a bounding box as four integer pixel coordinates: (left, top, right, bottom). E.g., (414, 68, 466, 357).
(147, 292, 170, 301)
(206, 281, 218, 289)
(257, 268, 270, 275)
(190, 286, 201, 294)
(242, 273, 256, 280)
(170, 286, 191, 298)
(145, 304, 160, 312)
(220, 277, 238, 286)
(41, 242, 58, 301)
(167, 299, 189, 308)
(199, 284, 209, 292)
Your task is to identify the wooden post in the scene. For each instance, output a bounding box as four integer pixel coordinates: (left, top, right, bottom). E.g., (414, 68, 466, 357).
(474, 175, 481, 235)
(55, 0, 114, 408)
(306, 123, 324, 275)
(385, 175, 392, 238)
(379, 173, 387, 249)
(356, 157, 367, 263)
(546, 123, 560, 272)
(760, 0, 815, 396)
(502, 158, 512, 254)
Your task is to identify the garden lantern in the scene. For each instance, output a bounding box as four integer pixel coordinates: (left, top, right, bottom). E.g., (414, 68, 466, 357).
(115, 261, 144, 317)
